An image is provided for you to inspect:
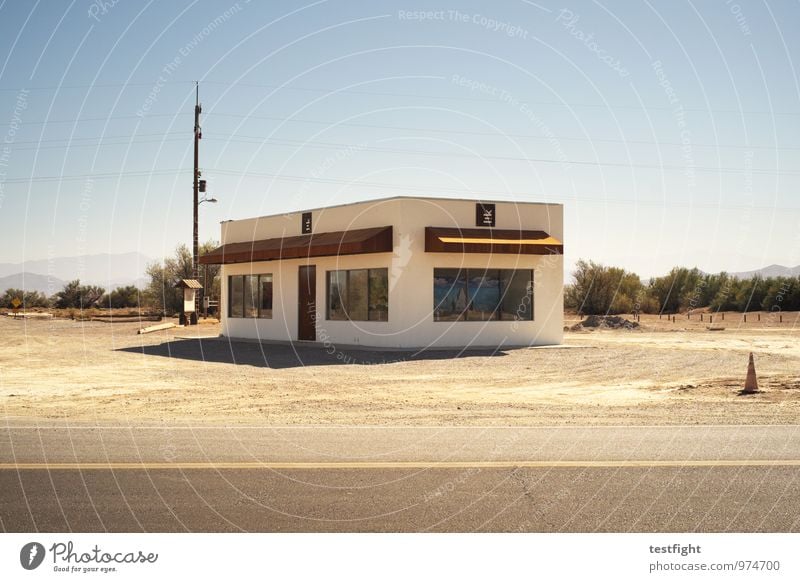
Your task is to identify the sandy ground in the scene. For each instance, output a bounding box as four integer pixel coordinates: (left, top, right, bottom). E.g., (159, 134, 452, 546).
(0, 313, 798, 426)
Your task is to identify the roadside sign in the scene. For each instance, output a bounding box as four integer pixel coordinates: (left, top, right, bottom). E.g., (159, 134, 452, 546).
(11, 297, 21, 310)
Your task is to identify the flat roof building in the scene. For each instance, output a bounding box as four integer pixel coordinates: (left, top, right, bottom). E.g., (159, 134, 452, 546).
(200, 196, 564, 349)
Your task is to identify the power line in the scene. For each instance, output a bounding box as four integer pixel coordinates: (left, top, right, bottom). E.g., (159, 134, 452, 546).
(209, 168, 797, 211)
(199, 135, 800, 175)
(1, 166, 795, 211)
(208, 116, 800, 152)
(9, 137, 187, 151)
(5, 134, 797, 175)
(0, 81, 193, 92)
(3, 132, 797, 175)
(1, 78, 798, 116)
(0, 113, 189, 126)
(2, 118, 799, 153)
(7, 132, 185, 146)
(0, 169, 189, 184)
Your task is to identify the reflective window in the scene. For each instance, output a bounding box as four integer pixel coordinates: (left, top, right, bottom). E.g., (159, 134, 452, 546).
(368, 269, 389, 321)
(433, 269, 468, 321)
(228, 274, 273, 319)
(327, 268, 389, 322)
(244, 275, 258, 318)
(259, 275, 273, 318)
(347, 269, 369, 321)
(229, 275, 243, 318)
(327, 270, 348, 321)
(433, 268, 533, 322)
(500, 270, 533, 321)
(467, 270, 501, 321)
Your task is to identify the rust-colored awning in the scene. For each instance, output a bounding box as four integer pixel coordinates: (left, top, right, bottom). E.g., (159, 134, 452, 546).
(199, 226, 393, 265)
(425, 227, 563, 255)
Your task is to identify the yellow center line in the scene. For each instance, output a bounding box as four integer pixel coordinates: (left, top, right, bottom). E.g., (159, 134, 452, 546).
(2, 460, 800, 470)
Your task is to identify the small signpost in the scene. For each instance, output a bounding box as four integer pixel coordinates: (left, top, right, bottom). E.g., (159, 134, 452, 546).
(174, 279, 203, 326)
(11, 297, 21, 317)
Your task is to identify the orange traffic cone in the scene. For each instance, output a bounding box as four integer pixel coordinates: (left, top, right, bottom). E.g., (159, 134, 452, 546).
(742, 352, 759, 394)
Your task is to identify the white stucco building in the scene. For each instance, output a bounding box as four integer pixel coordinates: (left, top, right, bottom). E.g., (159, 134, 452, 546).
(200, 196, 564, 349)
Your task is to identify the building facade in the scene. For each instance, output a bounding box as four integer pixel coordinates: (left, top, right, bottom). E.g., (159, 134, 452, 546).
(200, 196, 564, 349)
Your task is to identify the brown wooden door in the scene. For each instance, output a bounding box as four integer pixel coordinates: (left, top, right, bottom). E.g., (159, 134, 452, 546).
(298, 265, 316, 341)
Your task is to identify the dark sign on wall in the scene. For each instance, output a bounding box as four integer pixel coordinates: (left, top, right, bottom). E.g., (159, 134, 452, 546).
(301, 212, 312, 234)
(475, 203, 496, 227)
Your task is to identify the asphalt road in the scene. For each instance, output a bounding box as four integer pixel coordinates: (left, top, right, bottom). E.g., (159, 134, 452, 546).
(1, 424, 799, 532)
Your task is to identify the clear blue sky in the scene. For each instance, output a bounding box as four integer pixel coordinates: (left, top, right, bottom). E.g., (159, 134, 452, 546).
(0, 0, 798, 278)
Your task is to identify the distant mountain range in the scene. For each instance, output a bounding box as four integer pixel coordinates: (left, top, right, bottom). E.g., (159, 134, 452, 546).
(0, 252, 152, 295)
(0, 272, 66, 295)
(0, 254, 796, 295)
(730, 264, 800, 279)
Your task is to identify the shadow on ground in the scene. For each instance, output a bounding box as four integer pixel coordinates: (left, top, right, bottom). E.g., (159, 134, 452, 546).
(117, 338, 509, 369)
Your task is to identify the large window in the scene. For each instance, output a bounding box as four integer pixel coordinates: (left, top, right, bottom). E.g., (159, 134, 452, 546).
(228, 274, 273, 318)
(259, 276, 273, 318)
(327, 268, 388, 322)
(433, 268, 533, 322)
(229, 275, 244, 318)
(432, 269, 467, 321)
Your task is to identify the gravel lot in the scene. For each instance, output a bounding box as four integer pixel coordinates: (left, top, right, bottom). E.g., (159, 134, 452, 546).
(1, 314, 798, 426)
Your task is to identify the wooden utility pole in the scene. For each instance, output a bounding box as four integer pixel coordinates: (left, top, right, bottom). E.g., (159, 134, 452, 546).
(192, 82, 201, 324)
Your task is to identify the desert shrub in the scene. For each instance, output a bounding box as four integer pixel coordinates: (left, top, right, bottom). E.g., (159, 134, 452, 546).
(569, 262, 799, 315)
(142, 245, 193, 316)
(100, 285, 141, 309)
(565, 260, 644, 315)
(53, 280, 105, 309)
(142, 242, 220, 316)
(1, 288, 50, 309)
(647, 267, 704, 313)
(759, 277, 800, 312)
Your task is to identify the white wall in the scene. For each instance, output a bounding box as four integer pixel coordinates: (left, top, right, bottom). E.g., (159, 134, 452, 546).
(219, 197, 563, 348)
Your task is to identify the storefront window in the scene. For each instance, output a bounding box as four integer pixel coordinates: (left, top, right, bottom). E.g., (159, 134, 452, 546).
(327, 268, 388, 321)
(229, 276, 243, 318)
(500, 270, 533, 321)
(244, 275, 258, 318)
(228, 274, 273, 319)
(467, 270, 501, 321)
(433, 268, 533, 322)
(259, 275, 273, 318)
(327, 270, 348, 321)
(368, 269, 389, 321)
(433, 269, 468, 321)
(347, 269, 369, 321)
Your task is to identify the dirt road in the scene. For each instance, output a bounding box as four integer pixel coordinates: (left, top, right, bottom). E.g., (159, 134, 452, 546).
(1, 315, 798, 425)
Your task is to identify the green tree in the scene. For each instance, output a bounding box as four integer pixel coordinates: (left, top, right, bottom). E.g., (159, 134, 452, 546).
(199, 239, 221, 306)
(765, 277, 800, 311)
(1, 288, 50, 308)
(101, 285, 141, 308)
(733, 277, 767, 312)
(648, 267, 704, 313)
(53, 280, 105, 309)
(143, 244, 194, 315)
(697, 272, 727, 308)
(709, 274, 739, 311)
(564, 261, 800, 315)
(565, 260, 644, 315)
